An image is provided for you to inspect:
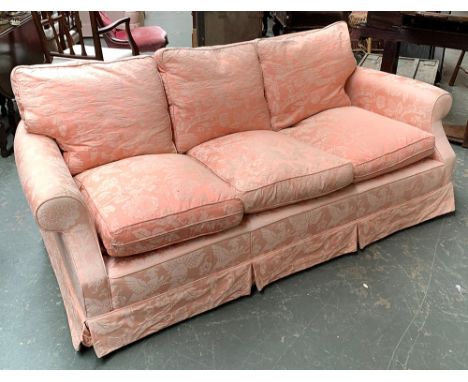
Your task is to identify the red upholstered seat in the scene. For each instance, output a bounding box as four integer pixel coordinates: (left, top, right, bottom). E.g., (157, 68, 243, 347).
(115, 26, 167, 53)
(98, 11, 167, 54)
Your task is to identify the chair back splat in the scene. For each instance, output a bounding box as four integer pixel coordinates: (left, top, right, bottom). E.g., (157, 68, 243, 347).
(32, 11, 140, 63)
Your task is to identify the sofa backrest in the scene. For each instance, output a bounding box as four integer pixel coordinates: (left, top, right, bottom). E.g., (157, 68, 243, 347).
(256, 21, 357, 130)
(155, 42, 271, 153)
(11, 56, 175, 175)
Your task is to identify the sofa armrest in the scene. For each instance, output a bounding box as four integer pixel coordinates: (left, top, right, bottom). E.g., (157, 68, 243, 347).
(345, 67, 452, 133)
(14, 122, 112, 317)
(346, 67, 456, 183)
(14, 121, 88, 232)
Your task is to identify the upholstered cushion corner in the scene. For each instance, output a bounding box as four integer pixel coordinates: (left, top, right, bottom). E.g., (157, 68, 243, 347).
(11, 56, 176, 175)
(256, 21, 356, 130)
(155, 42, 272, 152)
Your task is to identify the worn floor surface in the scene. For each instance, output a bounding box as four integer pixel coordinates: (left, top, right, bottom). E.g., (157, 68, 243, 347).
(0, 11, 467, 370)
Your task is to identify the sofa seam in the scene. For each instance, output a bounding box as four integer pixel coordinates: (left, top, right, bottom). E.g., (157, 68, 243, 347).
(97, 261, 254, 313)
(238, 161, 353, 194)
(107, 229, 251, 279)
(355, 135, 434, 170)
(355, 181, 453, 225)
(355, 145, 435, 181)
(248, 160, 445, 234)
(107, 164, 446, 280)
(109, 210, 244, 249)
(35, 194, 87, 232)
(13, 54, 151, 73)
(190, 150, 352, 195)
(430, 93, 452, 125)
(80, 186, 243, 253)
(246, 175, 354, 214)
(109, 184, 452, 297)
(253, 219, 357, 260)
(109, 198, 243, 236)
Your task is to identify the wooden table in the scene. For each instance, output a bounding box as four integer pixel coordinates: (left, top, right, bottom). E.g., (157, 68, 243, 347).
(0, 14, 43, 157)
(350, 12, 468, 147)
(350, 12, 468, 74)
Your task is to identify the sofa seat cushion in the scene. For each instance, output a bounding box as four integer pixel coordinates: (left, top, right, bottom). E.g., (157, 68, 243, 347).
(256, 22, 356, 130)
(155, 42, 271, 153)
(188, 130, 354, 213)
(281, 106, 435, 182)
(74, 154, 244, 257)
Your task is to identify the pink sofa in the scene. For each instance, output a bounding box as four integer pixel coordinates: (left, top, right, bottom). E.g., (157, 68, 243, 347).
(12, 22, 455, 357)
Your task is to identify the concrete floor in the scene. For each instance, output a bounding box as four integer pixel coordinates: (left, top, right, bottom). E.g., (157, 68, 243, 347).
(0, 12, 467, 370)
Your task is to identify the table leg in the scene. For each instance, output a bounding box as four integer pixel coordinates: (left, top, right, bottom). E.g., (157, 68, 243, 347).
(381, 41, 401, 74)
(463, 121, 468, 149)
(0, 120, 12, 157)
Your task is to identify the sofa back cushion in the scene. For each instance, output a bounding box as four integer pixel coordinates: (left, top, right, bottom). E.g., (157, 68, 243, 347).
(155, 42, 271, 153)
(257, 21, 356, 130)
(11, 56, 176, 175)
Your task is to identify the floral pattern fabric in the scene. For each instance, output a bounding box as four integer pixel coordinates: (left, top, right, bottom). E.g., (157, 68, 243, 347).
(257, 22, 356, 130)
(188, 130, 354, 213)
(14, 123, 113, 325)
(13, 30, 457, 358)
(106, 228, 251, 308)
(12, 56, 176, 175)
(281, 106, 436, 182)
(155, 42, 272, 153)
(345, 66, 452, 134)
(74, 154, 244, 257)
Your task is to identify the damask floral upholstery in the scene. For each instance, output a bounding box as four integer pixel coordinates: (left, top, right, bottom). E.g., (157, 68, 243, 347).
(11, 56, 175, 175)
(155, 42, 271, 153)
(12, 22, 456, 357)
(74, 154, 244, 257)
(281, 106, 436, 182)
(256, 21, 356, 130)
(345, 66, 452, 134)
(188, 130, 354, 213)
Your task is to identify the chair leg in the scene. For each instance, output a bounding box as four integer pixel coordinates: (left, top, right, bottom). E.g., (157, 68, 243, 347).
(449, 50, 465, 86)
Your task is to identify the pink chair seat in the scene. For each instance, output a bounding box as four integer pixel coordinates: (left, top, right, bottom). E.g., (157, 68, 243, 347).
(115, 26, 167, 53)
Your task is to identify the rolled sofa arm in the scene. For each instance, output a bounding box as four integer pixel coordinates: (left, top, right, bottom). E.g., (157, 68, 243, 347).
(346, 67, 455, 182)
(14, 122, 112, 317)
(14, 122, 88, 232)
(346, 66, 452, 133)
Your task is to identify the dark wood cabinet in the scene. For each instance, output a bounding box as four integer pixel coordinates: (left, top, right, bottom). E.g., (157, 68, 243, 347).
(192, 12, 263, 47)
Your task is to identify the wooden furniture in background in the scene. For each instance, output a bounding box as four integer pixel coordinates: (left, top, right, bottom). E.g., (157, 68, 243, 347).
(79, 11, 144, 37)
(443, 122, 468, 148)
(359, 53, 439, 84)
(95, 11, 167, 53)
(0, 13, 43, 157)
(350, 12, 468, 74)
(32, 11, 139, 63)
(449, 50, 466, 86)
(351, 11, 468, 147)
(192, 12, 263, 47)
(271, 11, 350, 35)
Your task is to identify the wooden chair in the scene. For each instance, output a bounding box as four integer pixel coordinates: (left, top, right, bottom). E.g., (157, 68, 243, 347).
(32, 11, 139, 63)
(95, 11, 167, 53)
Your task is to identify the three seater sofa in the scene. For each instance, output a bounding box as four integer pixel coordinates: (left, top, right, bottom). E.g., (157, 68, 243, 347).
(12, 22, 455, 357)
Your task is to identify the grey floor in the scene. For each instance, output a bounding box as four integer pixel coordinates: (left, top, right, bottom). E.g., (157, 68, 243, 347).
(1, 12, 468, 370)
